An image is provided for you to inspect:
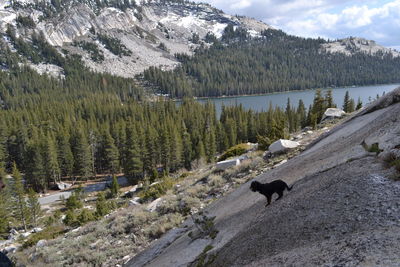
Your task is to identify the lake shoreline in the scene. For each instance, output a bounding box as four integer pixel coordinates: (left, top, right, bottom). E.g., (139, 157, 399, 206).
(173, 83, 400, 102)
(184, 83, 400, 117)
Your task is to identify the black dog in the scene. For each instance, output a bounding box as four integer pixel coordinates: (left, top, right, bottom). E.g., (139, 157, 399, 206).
(250, 180, 292, 206)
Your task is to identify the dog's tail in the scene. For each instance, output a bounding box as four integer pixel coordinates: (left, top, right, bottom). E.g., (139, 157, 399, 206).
(286, 184, 293, 191)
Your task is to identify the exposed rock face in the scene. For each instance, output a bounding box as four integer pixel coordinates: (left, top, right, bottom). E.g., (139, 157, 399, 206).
(0, 0, 271, 77)
(2, 1, 397, 80)
(322, 37, 400, 57)
(127, 88, 400, 267)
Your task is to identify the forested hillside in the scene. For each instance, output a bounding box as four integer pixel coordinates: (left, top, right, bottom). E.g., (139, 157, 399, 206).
(143, 28, 400, 98)
(0, 20, 365, 194)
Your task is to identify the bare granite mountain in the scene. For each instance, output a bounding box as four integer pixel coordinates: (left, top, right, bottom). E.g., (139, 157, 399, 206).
(0, 0, 271, 77)
(1, 0, 399, 79)
(127, 87, 400, 266)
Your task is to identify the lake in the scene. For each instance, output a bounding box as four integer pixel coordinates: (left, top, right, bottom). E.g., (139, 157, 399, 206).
(197, 84, 400, 117)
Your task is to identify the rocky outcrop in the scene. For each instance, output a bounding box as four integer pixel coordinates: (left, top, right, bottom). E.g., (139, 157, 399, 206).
(0, 0, 271, 77)
(127, 87, 400, 267)
(322, 37, 400, 58)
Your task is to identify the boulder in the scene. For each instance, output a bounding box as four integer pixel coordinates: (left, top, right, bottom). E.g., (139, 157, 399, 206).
(36, 240, 47, 248)
(21, 232, 31, 238)
(32, 227, 43, 233)
(55, 182, 72, 190)
(263, 151, 272, 160)
(4, 245, 17, 253)
(215, 158, 241, 171)
(147, 198, 163, 212)
(129, 200, 141, 207)
(269, 139, 300, 154)
(322, 108, 345, 121)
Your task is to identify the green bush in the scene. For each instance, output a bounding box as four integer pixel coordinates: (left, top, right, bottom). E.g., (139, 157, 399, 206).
(78, 209, 95, 225)
(66, 193, 83, 210)
(138, 177, 175, 201)
(63, 210, 79, 227)
(16, 15, 36, 28)
(110, 175, 120, 198)
(256, 135, 271, 151)
(218, 144, 250, 161)
(95, 192, 110, 217)
(97, 34, 131, 57)
(23, 225, 66, 248)
(73, 41, 104, 62)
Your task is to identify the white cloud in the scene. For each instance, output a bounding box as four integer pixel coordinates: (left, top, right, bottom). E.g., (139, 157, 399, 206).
(229, 0, 252, 9)
(195, 0, 400, 48)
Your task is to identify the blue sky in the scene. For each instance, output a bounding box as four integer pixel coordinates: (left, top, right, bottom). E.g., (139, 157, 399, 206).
(196, 0, 400, 50)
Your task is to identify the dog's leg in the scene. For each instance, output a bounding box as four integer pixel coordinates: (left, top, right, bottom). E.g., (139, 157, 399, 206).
(276, 190, 283, 200)
(265, 195, 271, 207)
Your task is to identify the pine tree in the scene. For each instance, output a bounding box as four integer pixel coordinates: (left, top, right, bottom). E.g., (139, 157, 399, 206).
(348, 98, 355, 113)
(285, 98, 294, 133)
(182, 130, 192, 170)
(72, 128, 92, 180)
(0, 122, 7, 169)
(44, 135, 60, 186)
(110, 175, 119, 197)
(159, 126, 170, 173)
(27, 188, 41, 228)
(311, 89, 325, 122)
(343, 91, 350, 112)
(144, 127, 158, 175)
(0, 168, 10, 236)
(124, 125, 143, 183)
(297, 99, 307, 129)
(57, 132, 74, 179)
(11, 163, 29, 231)
(356, 97, 363, 110)
(204, 126, 217, 163)
(324, 89, 335, 108)
(25, 140, 46, 192)
(95, 192, 109, 217)
(169, 127, 183, 172)
(102, 130, 120, 175)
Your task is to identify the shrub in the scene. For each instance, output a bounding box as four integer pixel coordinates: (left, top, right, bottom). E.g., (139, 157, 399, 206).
(73, 41, 104, 62)
(78, 209, 95, 225)
(110, 175, 120, 198)
(208, 175, 224, 187)
(66, 193, 83, 210)
(218, 144, 250, 161)
(157, 195, 180, 215)
(138, 177, 175, 201)
(257, 135, 271, 151)
(179, 196, 202, 216)
(143, 213, 183, 239)
(23, 225, 66, 248)
(97, 34, 132, 57)
(95, 192, 110, 217)
(16, 15, 36, 28)
(190, 211, 218, 240)
(186, 184, 209, 198)
(383, 151, 400, 172)
(63, 210, 79, 227)
(158, 42, 169, 52)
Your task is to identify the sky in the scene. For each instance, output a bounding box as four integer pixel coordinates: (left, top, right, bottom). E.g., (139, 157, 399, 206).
(195, 0, 400, 50)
